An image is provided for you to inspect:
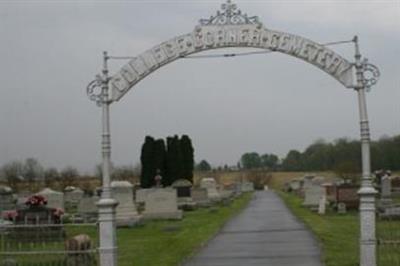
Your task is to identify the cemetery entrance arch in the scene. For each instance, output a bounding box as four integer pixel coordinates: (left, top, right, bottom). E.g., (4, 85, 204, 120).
(86, 1, 380, 266)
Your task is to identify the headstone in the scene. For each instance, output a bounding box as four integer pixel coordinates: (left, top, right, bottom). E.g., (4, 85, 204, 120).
(64, 188, 84, 212)
(336, 184, 359, 209)
(200, 178, 220, 201)
(264, 185, 269, 191)
(337, 202, 347, 214)
(135, 188, 153, 205)
(37, 188, 64, 210)
(392, 176, 400, 196)
(172, 179, 192, 198)
(65, 188, 84, 203)
(322, 183, 336, 203)
(172, 179, 195, 210)
(0, 186, 16, 212)
(111, 181, 141, 226)
(77, 196, 99, 222)
(303, 185, 325, 211)
(318, 195, 327, 215)
(240, 181, 255, 192)
(289, 179, 302, 191)
(143, 188, 182, 220)
(381, 175, 392, 199)
(302, 175, 315, 190)
(191, 188, 210, 207)
(379, 206, 400, 220)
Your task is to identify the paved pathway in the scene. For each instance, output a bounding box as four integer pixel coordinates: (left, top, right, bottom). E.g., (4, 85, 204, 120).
(184, 190, 323, 266)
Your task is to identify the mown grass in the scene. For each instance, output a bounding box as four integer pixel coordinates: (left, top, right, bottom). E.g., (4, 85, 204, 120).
(67, 192, 253, 266)
(278, 191, 400, 266)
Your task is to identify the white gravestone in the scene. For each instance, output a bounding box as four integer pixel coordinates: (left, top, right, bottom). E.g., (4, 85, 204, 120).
(318, 194, 327, 215)
(77, 196, 99, 223)
(289, 179, 301, 191)
(65, 188, 84, 203)
(111, 181, 141, 226)
(200, 178, 220, 201)
(191, 188, 210, 207)
(337, 202, 347, 214)
(381, 175, 392, 199)
(241, 181, 255, 192)
(37, 188, 64, 210)
(0, 186, 15, 212)
(303, 185, 325, 211)
(143, 188, 182, 220)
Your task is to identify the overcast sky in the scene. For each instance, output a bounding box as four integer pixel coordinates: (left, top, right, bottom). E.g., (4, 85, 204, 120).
(0, 0, 399, 174)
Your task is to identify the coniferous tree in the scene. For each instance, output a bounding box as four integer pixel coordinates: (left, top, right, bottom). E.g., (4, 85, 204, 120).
(140, 136, 155, 188)
(180, 135, 194, 182)
(153, 138, 167, 186)
(166, 135, 183, 185)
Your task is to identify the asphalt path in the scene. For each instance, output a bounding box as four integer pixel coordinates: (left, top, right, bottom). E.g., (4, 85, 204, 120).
(184, 190, 323, 266)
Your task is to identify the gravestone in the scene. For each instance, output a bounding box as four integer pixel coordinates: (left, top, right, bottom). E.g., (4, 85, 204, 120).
(302, 175, 315, 190)
(65, 187, 84, 203)
(172, 179, 192, 198)
(172, 179, 195, 210)
(322, 183, 337, 203)
(191, 188, 210, 207)
(77, 196, 99, 223)
(111, 181, 141, 226)
(392, 177, 400, 196)
(318, 195, 327, 215)
(0, 186, 16, 212)
(336, 184, 359, 209)
(64, 187, 84, 213)
(143, 188, 182, 220)
(289, 179, 302, 191)
(381, 175, 392, 199)
(37, 188, 64, 210)
(200, 177, 220, 201)
(135, 188, 153, 205)
(303, 185, 325, 211)
(379, 206, 400, 220)
(241, 181, 255, 192)
(337, 202, 347, 214)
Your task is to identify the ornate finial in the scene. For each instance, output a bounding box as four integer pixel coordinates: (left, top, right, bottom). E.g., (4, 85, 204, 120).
(199, 0, 261, 26)
(87, 74, 105, 106)
(361, 58, 380, 91)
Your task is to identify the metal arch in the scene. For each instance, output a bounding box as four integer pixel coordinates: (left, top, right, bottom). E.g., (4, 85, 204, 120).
(199, 0, 261, 26)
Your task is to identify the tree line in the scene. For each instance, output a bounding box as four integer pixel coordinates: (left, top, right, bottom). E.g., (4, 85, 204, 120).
(0, 158, 139, 191)
(240, 135, 400, 175)
(140, 135, 194, 188)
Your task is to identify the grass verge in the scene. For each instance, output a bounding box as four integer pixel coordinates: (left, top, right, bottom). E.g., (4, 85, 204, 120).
(278, 191, 400, 266)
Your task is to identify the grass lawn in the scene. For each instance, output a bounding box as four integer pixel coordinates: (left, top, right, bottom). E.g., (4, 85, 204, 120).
(278, 191, 400, 266)
(67, 192, 253, 266)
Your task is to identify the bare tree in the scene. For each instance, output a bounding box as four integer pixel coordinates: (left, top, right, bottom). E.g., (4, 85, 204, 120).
(60, 166, 79, 189)
(1, 160, 24, 190)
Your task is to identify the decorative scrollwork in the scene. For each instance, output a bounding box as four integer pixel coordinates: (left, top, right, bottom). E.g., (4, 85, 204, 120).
(199, 0, 261, 26)
(361, 58, 380, 91)
(87, 74, 105, 106)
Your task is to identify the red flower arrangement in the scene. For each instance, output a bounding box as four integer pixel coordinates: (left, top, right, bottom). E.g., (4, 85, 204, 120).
(2, 210, 18, 221)
(52, 207, 64, 218)
(25, 195, 48, 207)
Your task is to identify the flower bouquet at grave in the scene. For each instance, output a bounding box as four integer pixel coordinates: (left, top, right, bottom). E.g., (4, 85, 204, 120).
(2, 210, 18, 221)
(52, 207, 64, 219)
(25, 194, 48, 208)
